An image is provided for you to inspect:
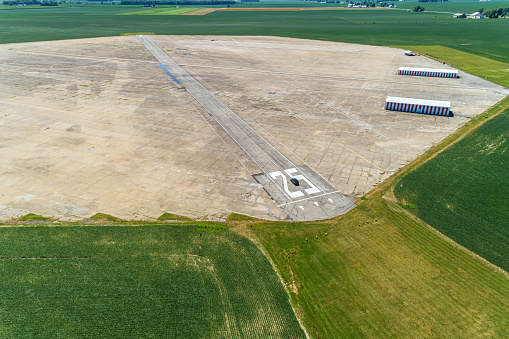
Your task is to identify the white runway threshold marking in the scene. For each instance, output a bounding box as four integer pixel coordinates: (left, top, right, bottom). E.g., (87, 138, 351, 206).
(138, 35, 355, 221)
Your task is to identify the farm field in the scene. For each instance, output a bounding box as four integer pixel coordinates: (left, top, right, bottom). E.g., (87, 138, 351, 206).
(394, 107, 509, 271)
(119, 7, 200, 15)
(391, 0, 509, 13)
(248, 194, 509, 338)
(0, 224, 305, 338)
(0, 3, 508, 338)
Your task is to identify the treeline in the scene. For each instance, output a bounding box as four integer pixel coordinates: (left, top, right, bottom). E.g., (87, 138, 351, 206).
(483, 7, 509, 18)
(349, 1, 377, 6)
(120, 0, 236, 4)
(3, 0, 58, 5)
(418, 0, 448, 3)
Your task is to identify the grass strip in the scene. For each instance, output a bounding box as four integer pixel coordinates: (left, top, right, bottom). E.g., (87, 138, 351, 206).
(394, 106, 509, 270)
(400, 45, 509, 88)
(157, 212, 193, 221)
(19, 213, 51, 221)
(89, 213, 122, 222)
(375, 95, 509, 196)
(119, 8, 199, 15)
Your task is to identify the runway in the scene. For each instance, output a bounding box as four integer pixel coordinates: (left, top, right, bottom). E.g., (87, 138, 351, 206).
(138, 35, 355, 221)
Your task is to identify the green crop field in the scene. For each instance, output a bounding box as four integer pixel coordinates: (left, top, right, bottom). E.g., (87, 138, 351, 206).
(394, 107, 509, 271)
(0, 225, 305, 338)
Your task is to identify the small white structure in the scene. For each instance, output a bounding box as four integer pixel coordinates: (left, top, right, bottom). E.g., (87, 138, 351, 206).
(398, 67, 458, 78)
(452, 13, 464, 18)
(385, 96, 451, 116)
(404, 50, 416, 56)
(469, 12, 484, 18)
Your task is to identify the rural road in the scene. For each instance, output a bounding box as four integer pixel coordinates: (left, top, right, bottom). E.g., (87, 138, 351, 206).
(138, 35, 355, 221)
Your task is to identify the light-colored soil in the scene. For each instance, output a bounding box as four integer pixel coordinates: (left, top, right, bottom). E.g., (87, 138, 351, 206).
(180, 8, 219, 15)
(0, 35, 504, 221)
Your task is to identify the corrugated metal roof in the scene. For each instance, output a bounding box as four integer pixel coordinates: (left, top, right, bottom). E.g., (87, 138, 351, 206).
(398, 67, 458, 74)
(386, 96, 451, 107)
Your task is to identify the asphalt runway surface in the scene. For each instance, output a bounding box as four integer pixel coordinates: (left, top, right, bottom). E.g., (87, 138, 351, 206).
(138, 35, 355, 221)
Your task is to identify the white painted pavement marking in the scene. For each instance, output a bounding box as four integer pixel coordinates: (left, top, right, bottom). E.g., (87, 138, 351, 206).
(284, 168, 320, 195)
(277, 191, 341, 207)
(138, 35, 355, 220)
(269, 170, 304, 199)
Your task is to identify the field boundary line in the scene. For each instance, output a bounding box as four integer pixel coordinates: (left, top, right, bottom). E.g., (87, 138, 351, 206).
(351, 96, 509, 278)
(228, 223, 311, 339)
(365, 95, 509, 197)
(384, 198, 509, 280)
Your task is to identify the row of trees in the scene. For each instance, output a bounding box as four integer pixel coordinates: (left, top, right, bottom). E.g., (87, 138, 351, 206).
(483, 7, 509, 18)
(348, 1, 386, 7)
(418, 0, 448, 2)
(3, 0, 58, 5)
(120, 0, 236, 4)
(352, 1, 376, 7)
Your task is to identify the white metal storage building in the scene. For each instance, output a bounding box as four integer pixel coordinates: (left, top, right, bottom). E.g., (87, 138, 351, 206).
(385, 96, 451, 116)
(398, 67, 458, 78)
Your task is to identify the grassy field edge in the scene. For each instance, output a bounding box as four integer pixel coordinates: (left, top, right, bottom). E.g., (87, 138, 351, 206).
(371, 95, 509, 196)
(374, 95, 509, 276)
(246, 95, 509, 337)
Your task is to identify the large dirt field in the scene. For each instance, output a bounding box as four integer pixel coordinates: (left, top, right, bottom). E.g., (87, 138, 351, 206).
(0, 35, 506, 221)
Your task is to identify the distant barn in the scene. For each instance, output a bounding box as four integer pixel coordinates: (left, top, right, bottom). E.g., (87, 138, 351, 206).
(398, 67, 458, 78)
(385, 96, 451, 116)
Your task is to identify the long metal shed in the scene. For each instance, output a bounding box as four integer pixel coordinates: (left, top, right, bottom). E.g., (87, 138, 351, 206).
(385, 96, 451, 116)
(398, 67, 458, 78)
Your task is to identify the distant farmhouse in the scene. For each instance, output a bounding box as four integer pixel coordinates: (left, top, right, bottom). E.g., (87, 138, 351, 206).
(469, 11, 484, 18)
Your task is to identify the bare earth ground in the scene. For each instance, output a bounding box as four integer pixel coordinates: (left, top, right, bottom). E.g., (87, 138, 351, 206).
(180, 8, 217, 15)
(0, 35, 505, 221)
